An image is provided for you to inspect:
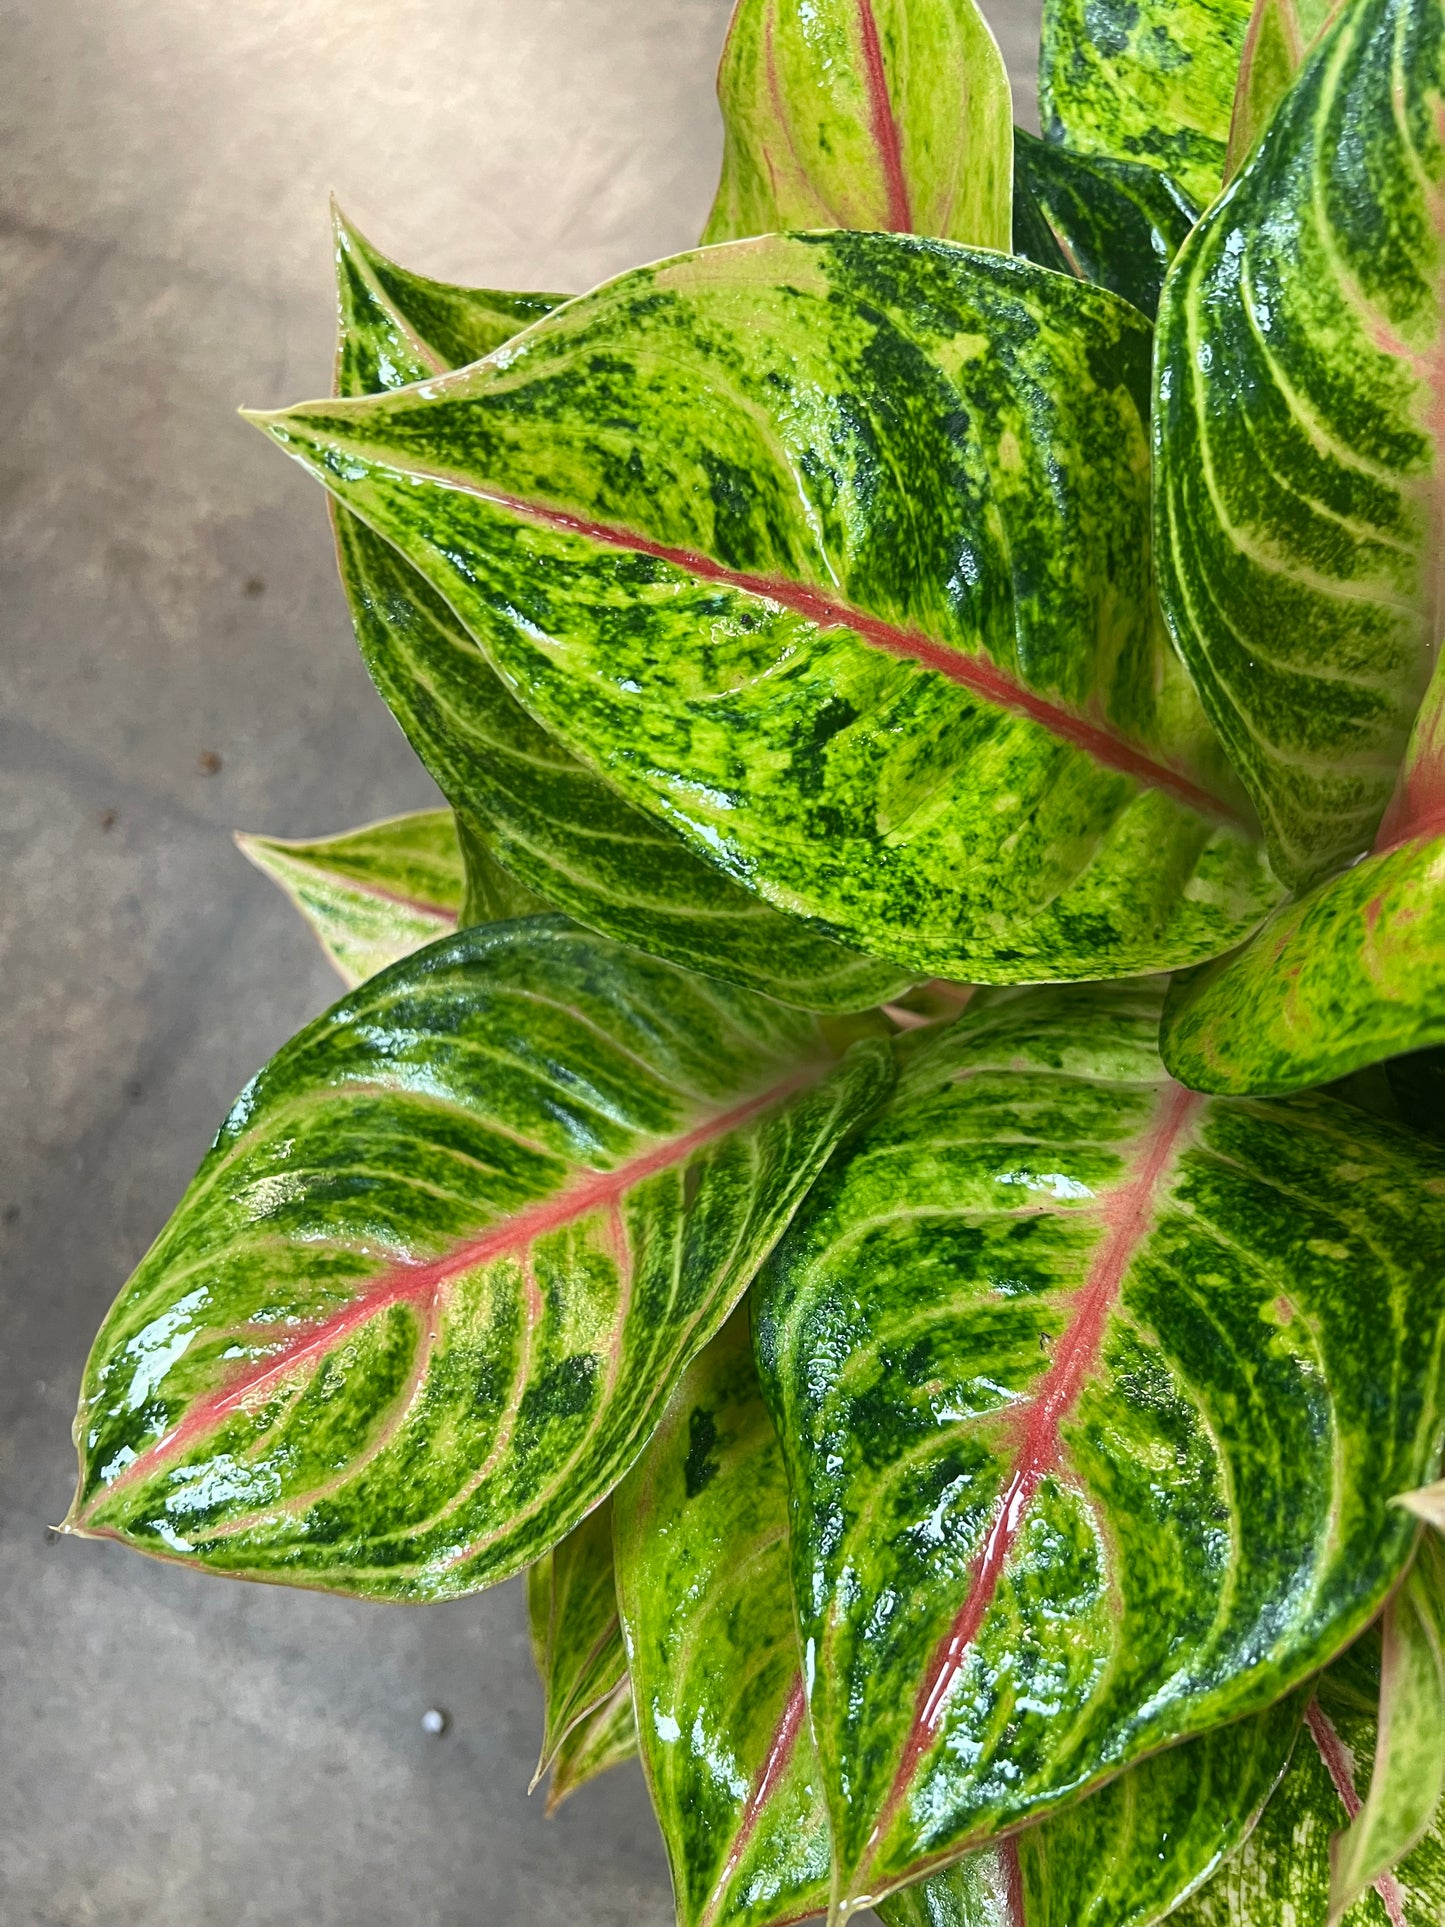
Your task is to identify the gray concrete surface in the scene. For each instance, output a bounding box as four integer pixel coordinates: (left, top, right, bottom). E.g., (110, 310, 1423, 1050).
(0, 5, 1042, 1921)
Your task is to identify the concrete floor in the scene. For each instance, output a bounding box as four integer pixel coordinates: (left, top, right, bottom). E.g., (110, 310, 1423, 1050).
(0, 4, 1041, 1921)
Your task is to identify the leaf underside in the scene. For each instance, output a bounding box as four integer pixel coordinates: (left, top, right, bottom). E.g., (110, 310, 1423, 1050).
(67, 920, 893, 1600)
(545, 1677, 639, 1814)
(756, 982, 1445, 1910)
(259, 229, 1281, 983)
(236, 810, 464, 986)
(526, 1499, 627, 1779)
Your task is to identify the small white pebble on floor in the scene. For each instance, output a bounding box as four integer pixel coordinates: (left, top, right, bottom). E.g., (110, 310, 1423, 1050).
(421, 1708, 448, 1736)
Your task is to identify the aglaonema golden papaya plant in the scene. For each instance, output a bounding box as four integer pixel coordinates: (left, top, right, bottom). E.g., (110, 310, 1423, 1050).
(65, 0, 1445, 1922)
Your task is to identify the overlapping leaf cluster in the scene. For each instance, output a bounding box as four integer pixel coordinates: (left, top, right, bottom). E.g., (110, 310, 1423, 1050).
(69, 2, 1445, 1924)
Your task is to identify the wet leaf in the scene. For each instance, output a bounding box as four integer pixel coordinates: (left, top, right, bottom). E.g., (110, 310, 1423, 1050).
(253, 229, 1280, 984)
(236, 810, 464, 986)
(527, 1500, 627, 1782)
(704, 0, 1011, 248)
(330, 211, 914, 1014)
(1040, 0, 1255, 207)
(66, 920, 893, 1600)
(614, 1308, 831, 1927)
(1012, 129, 1198, 318)
(1154, 0, 1445, 890)
(755, 981, 1445, 1913)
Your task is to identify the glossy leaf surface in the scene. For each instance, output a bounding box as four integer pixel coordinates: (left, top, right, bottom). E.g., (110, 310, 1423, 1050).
(1012, 130, 1198, 318)
(1225, 0, 1339, 176)
(236, 810, 463, 986)
(333, 212, 912, 1015)
(704, 0, 1011, 248)
(545, 1677, 639, 1814)
(1160, 833, 1445, 1095)
(1330, 1539, 1445, 1921)
(614, 1309, 830, 1927)
(1175, 1638, 1445, 1926)
(756, 982, 1445, 1912)
(1040, 0, 1255, 206)
(876, 1696, 1305, 1927)
(1154, 0, 1445, 889)
(527, 1500, 627, 1780)
(66, 920, 892, 1600)
(257, 230, 1281, 984)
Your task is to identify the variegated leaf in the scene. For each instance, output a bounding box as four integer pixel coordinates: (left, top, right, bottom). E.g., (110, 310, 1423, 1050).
(614, 1307, 831, 1927)
(755, 981, 1445, 1914)
(876, 1695, 1306, 1927)
(331, 211, 914, 1015)
(1040, 0, 1256, 207)
(1225, 0, 1342, 176)
(454, 811, 551, 926)
(527, 1500, 627, 1784)
(1174, 1634, 1445, 1926)
(1160, 833, 1445, 1094)
(704, 0, 1012, 249)
(65, 920, 893, 1600)
(1396, 1478, 1445, 1528)
(544, 1678, 639, 1815)
(1330, 1538, 1445, 1921)
(253, 230, 1281, 984)
(1013, 129, 1199, 318)
(235, 810, 464, 986)
(1154, 0, 1445, 891)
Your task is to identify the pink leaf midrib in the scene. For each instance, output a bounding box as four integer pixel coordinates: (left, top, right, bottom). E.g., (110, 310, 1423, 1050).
(359, 473, 1241, 826)
(851, 1080, 1205, 1897)
(78, 1065, 819, 1520)
(853, 0, 914, 233)
(1305, 1700, 1409, 1927)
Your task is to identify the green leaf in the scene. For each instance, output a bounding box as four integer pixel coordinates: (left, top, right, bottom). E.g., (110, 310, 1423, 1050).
(703, 0, 1012, 248)
(1385, 1049, 1445, 1143)
(1330, 1539, 1445, 1921)
(1012, 129, 1199, 318)
(614, 1308, 831, 1927)
(454, 811, 551, 926)
(332, 212, 914, 1015)
(1153, 0, 1445, 891)
(544, 1678, 639, 1814)
(235, 810, 464, 986)
(1159, 833, 1445, 1095)
(754, 981, 1445, 1914)
(1039, 0, 1255, 207)
(65, 919, 893, 1601)
(1225, 0, 1341, 179)
(877, 1695, 1306, 1927)
(1173, 1637, 1445, 1926)
(527, 1500, 627, 1783)
(253, 229, 1281, 984)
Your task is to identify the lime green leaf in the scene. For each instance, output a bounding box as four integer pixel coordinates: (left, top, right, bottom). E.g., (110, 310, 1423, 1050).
(614, 1309, 831, 1927)
(65, 920, 893, 1600)
(1160, 833, 1445, 1095)
(704, 0, 1012, 248)
(1174, 1638, 1445, 1926)
(877, 1694, 1305, 1927)
(1013, 129, 1199, 317)
(755, 981, 1445, 1913)
(1330, 1540, 1445, 1921)
(235, 810, 464, 986)
(1154, 0, 1445, 891)
(253, 229, 1281, 984)
(527, 1501, 627, 1784)
(544, 1678, 639, 1815)
(1040, 0, 1255, 207)
(333, 211, 913, 1015)
(1224, 0, 1340, 176)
